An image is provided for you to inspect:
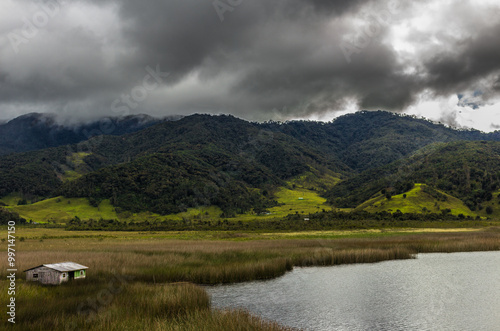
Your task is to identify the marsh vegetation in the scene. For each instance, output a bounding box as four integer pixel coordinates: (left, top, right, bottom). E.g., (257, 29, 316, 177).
(1, 228, 500, 330)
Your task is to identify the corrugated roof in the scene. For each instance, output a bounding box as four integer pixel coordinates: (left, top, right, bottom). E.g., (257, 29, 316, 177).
(24, 262, 88, 272)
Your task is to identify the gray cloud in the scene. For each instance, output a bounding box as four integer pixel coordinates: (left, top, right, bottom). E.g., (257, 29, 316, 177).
(0, 0, 499, 124)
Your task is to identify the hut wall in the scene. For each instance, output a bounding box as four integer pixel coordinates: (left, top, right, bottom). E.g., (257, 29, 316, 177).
(26, 267, 63, 285)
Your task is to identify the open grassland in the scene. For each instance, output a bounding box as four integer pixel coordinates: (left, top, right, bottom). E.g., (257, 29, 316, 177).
(5, 226, 490, 241)
(1, 227, 500, 330)
(6, 197, 223, 224)
(236, 186, 333, 221)
(8, 197, 118, 223)
(0, 193, 23, 206)
(357, 184, 476, 216)
(287, 171, 341, 191)
(5, 184, 333, 224)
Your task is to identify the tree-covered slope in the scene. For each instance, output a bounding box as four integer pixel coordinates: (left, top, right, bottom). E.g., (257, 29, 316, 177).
(0, 113, 166, 156)
(266, 110, 500, 172)
(327, 141, 500, 212)
(61, 150, 281, 216)
(0, 114, 340, 215)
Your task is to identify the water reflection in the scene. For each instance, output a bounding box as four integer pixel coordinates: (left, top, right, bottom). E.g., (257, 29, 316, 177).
(207, 251, 500, 331)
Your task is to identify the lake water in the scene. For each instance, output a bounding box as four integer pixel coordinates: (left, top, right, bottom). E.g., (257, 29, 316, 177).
(207, 251, 500, 331)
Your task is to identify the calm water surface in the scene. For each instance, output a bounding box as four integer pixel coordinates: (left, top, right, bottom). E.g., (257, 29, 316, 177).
(207, 251, 500, 331)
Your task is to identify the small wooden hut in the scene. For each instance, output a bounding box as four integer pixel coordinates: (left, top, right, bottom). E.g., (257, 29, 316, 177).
(24, 262, 88, 285)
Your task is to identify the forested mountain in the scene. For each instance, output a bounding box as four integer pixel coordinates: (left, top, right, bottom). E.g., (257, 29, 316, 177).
(2, 110, 500, 216)
(264, 111, 500, 171)
(327, 141, 500, 211)
(0, 113, 169, 155)
(0, 114, 339, 215)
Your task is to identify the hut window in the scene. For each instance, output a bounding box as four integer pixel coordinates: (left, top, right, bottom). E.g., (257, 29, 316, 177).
(62, 273, 66, 278)
(33, 274, 38, 278)
(81, 270, 85, 276)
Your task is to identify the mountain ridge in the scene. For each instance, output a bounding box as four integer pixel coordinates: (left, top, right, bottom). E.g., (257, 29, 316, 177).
(0, 112, 175, 156)
(3, 111, 500, 217)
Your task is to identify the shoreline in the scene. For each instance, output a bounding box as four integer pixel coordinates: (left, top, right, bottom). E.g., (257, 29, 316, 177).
(3, 227, 500, 330)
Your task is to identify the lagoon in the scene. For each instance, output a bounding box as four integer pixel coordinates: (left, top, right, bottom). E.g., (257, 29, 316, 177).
(208, 251, 500, 331)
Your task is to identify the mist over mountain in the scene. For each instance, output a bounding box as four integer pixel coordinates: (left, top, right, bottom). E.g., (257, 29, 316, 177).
(0, 113, 175, 155)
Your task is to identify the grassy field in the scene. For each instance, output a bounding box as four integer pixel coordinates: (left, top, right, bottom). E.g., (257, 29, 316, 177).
(0, 193, 23, 206)
(60, 152, 92, 181)
(8, 197, 118, 223)
(357, 184, 476, 216)
(1, 227, 500, 330)
(6, 226, 489, 241)
(5, 185, 333, 224)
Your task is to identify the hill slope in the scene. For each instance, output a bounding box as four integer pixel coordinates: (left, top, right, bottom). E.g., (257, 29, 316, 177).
(355, 183, 476, 216)
(328, 141, 500, 213)
(0, 113, 167, 155)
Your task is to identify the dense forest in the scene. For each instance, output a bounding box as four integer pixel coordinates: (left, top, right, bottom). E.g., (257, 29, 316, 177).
(2, 111, 500, 216)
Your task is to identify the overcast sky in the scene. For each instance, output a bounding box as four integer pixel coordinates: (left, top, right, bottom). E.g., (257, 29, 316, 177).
(1, 0, 500, 131)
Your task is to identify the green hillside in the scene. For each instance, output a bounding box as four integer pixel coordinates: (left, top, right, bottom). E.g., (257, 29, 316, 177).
(328, 141, 500, 214)
(7, 197, 117, 223)
(356, 184, 476, 216)
(5, 184, 332, 224)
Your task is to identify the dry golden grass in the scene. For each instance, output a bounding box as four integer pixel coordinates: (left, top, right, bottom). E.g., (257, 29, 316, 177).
(3, 229, 500, 284)
(0, 281, 291, 330)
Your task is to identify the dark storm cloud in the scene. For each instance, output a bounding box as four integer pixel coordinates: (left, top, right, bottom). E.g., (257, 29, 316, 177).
(0, 0, 499, 122)
(423, 23, 500, 99)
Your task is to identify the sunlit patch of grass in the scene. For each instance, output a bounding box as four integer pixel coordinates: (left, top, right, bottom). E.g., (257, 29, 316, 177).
(357, 184, 476, 216)
(123, 185, 335, 223)
(288, 170, 341, 191)
(234, 186, 333, 222)
(131, 206, 224, 222)
(0, 193, 23, 206)
(60, 152, 92, 181)
(7, 197, 117, 223)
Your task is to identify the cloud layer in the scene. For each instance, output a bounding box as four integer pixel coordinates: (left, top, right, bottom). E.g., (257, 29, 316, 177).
(1, 0, 500, 128)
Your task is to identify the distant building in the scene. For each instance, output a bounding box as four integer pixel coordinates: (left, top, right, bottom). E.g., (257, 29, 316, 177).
(24, 262, 88, 285)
